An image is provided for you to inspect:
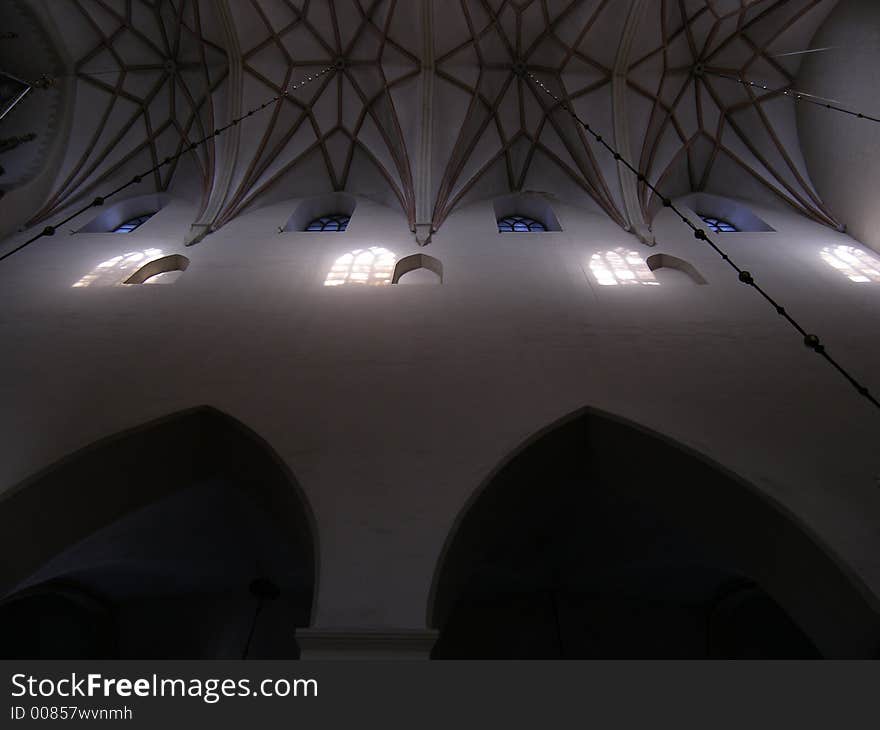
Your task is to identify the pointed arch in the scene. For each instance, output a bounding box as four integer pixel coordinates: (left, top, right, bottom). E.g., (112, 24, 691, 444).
(429, 406, 880, 658)
(0, 407, 318, 658)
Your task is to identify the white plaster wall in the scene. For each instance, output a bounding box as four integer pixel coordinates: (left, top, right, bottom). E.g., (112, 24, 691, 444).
(798, 0, 880, 254)
(0, 192, 879, 632)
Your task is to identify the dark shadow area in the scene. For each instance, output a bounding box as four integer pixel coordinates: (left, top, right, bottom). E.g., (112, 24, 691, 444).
(0, 407, 316, 659)
(431, 410, 880, 658)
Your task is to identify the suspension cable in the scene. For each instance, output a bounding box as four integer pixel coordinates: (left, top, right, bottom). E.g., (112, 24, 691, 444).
(705, 70, 880, 125)
(526, 70, 880, 412)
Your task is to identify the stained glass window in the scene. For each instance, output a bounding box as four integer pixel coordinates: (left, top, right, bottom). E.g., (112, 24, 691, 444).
(497, 215, 546, 233)
(113, 214, 153, 233)
(699, 216, 738, 233)
(306, 214, 350, 232)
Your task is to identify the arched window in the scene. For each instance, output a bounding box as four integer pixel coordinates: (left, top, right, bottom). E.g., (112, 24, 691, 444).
(699, 215, 738, 233)
(821, 245, 880, 283)
(589, 249, 658, 286)
(497, 215, 546, 233)
(324, 247, 396, 286)
(284, 193, 356, 232)
(306, 214, 350, 232)
(78, 194, 169, 234)
(112, 214, 153, 234)
(72, 249, 165, 288)
(680, 194, 774, 233)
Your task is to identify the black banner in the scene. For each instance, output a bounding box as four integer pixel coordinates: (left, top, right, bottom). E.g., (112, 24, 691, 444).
(3, 661, 878, 728)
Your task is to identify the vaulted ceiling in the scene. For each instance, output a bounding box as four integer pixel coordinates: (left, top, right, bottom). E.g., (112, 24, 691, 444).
(25, 0, 227, 227)
(629, 0, 838, 227)
(9, 0, 843, 239)
(216, 0, 421, 228)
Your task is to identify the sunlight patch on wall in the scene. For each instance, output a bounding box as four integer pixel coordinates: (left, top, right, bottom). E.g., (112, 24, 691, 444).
(821, 245, 880, 283)
(72, 249, 165, 288)
(589, 249, 659, 286)
(324, 247, 397, 287)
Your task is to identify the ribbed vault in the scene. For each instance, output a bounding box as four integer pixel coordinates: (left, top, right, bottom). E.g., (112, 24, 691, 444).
(26, 0, 228, 226)
(215, 0, 421, 227)
(8, 0, 845, 238)
(431, 0, 628, 229)
(628, 0, 839, 227)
